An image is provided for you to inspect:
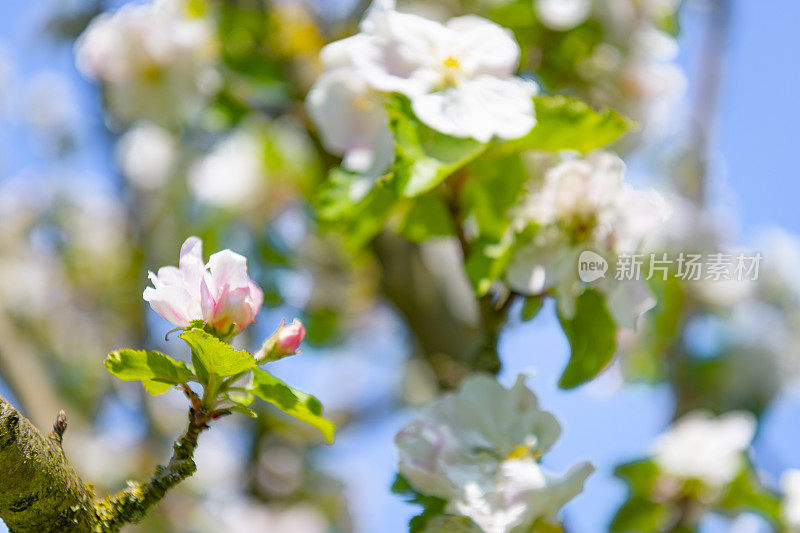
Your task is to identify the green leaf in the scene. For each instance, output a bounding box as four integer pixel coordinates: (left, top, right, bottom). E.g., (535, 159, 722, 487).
(386, 95, 486, 198)
(179, 328, 256, 385)
(508, 96, 635, 154)
(611, 497, 675, 533)
(522, 296, 545, 322)
(462, 153, 528, 241)
(105, 349, 195, 395)
(718, 466, 782, 526)
(398, 194, 455, 243)
(226, 391, 257, 418)
(315, 169, 398, 249)
(248, 368, 335, 443)
(558, 288, 617, 388)
(611, 460, 677, 533)
(392, 475, 450, 533)
(465, 234, 516, 296)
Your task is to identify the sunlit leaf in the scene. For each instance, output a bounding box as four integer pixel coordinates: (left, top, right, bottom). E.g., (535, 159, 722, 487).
(105, 349, 195, 395)
(180, 328, 256, 385)
(508, 96, 635, 154)
(248, 368, 335, 443)
(558, 288, 617, 388)
(386, 95, 486, 198)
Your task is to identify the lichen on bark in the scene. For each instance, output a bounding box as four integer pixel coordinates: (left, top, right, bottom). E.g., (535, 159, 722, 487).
(0, 394, 209, 532)
(0, 394, 96, 532)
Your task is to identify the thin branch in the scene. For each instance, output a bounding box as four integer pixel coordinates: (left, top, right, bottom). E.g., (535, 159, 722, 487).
(93, 407, 211, 530)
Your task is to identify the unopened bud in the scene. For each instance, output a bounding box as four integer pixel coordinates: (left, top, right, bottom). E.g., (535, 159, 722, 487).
(257, 318, 306, 363)
(275, 319, 305, 355)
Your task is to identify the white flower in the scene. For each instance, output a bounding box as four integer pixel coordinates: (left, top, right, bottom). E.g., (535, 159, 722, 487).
(143, 236, 264, 335)
(116, 122, 176, 189)
(188, 130, 265, 208)
(781, 470, 800, 530)
(395, 375, 593, 533)
(75, 0, 217, 126)
(506, 151, 668, 327)
(355, 7, 537, 142)
(306, 67, 394, 176)
(652, 411, 756, 487)
(535, 0, 593, 31)
(306, 0, 537, 170)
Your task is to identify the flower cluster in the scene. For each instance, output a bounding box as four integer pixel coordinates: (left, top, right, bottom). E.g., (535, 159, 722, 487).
(143, 236, 264, 337)
(75, 0, 218, 126)
(506, 151, 668, 326)
(306, 0, 537, 176)
(395, 374, 593, 533)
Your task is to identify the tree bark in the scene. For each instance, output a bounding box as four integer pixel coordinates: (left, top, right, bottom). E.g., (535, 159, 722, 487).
(0, 394, 96, 532)
(0, 394, 208, 532)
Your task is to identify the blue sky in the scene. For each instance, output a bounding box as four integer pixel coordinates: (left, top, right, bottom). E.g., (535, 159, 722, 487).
(1, 1, 799, 532)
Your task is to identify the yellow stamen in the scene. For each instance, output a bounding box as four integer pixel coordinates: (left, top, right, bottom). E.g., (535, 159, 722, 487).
(442, 55, 461, 70)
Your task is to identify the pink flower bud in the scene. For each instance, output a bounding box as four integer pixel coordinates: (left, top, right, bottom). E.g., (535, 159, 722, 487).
(274, 319, 305, 355)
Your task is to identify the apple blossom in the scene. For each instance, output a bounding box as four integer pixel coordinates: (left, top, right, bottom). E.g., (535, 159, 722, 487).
(75, 0, 217, 126)
(652, 410, 756, 487)
(306, 0, 537, 173)
(188, 130, 265, 208)
(395, 374, 593, 533)
(143, 236, 264, 336)
(506, 151, 668, 326)
(116, 122, 176, 190)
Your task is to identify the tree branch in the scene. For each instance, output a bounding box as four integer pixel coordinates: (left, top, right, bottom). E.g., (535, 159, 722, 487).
(94, 408, 210, 530)
(0, 394, 96, 533)
(0, 393, 210, 532)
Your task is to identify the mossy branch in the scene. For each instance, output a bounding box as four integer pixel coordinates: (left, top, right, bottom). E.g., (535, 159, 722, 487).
(0, 393, 210, 532)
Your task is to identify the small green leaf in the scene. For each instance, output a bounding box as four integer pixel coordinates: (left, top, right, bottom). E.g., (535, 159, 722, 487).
(392, 474, 451, 533)
(508, 96, 635, 154)
(462, 153, 528, 241)
(226, 391, 257, 418)
(386, 95, 486, 198)
(465, 234, 516, 296)
(180, 328, 256, 385)
(558, 288, 617, 388)
(315, 169, 398, 249)
(718, 465, 782, 526)
(611, 497, 675, 533)
(611, 460, 676, 533)
(248, 368, 335, 443)
(398, 194, 455, 243)
(105, 349, 195, 395)
(522, 296, 544, 322)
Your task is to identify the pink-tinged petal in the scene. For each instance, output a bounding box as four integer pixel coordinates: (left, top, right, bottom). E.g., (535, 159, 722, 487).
(179, 236, 205, 291)
(200, 273, 217, 323)
(207, 285, 253, 334)
(143, 285, 195, 327)
(247, 280, 264, 315)
(150, 266, 182, 289)
(206, 249, 249, 290)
